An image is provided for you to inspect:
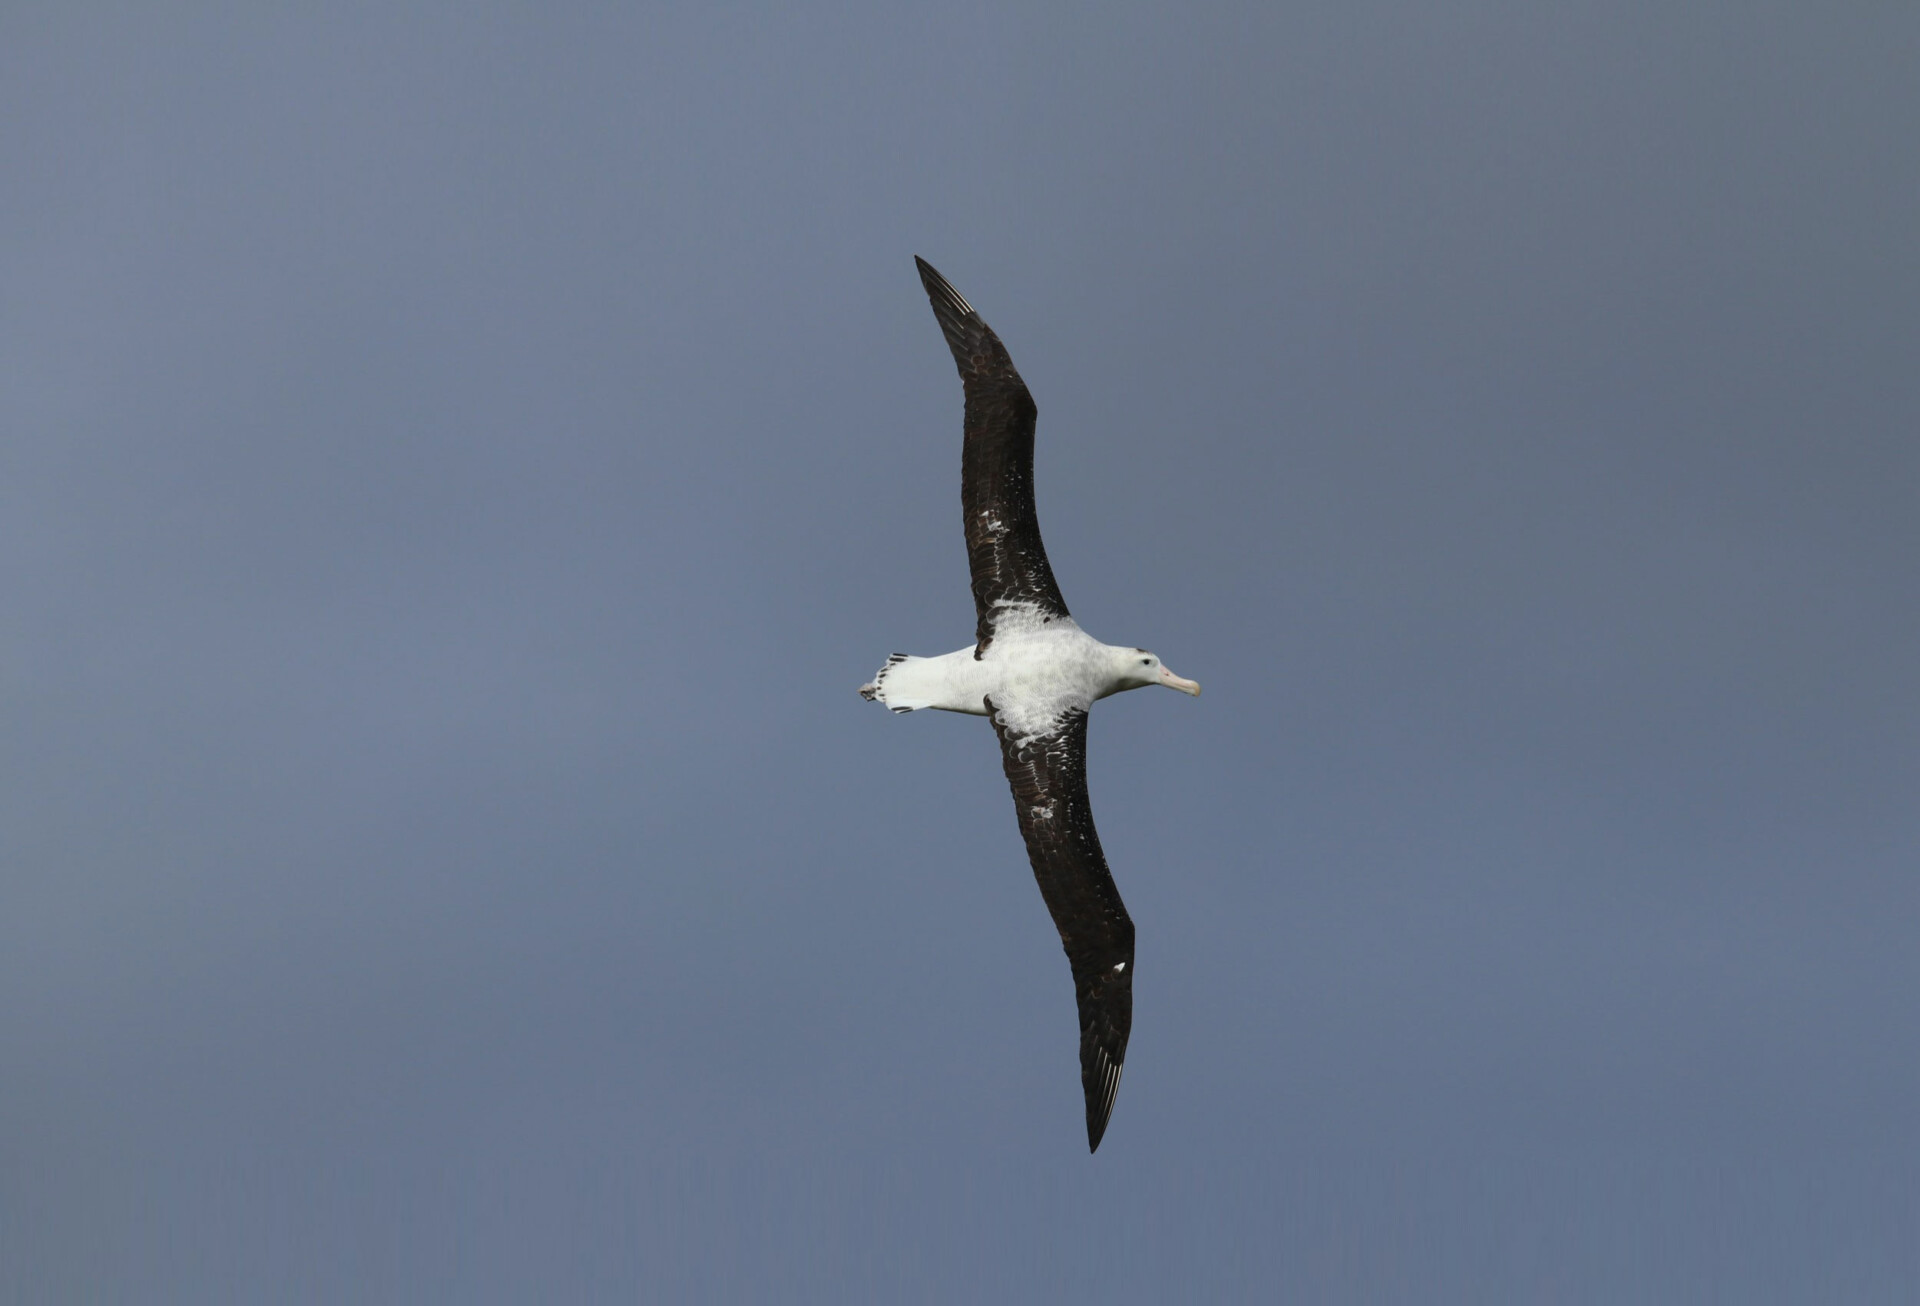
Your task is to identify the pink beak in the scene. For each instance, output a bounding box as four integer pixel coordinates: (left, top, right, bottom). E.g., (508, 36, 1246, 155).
(1156, 664, 1202, 696)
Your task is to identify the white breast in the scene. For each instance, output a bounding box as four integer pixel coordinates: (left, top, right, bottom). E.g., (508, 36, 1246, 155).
(859, 603, 1118, 733)
(978, 608, 1109, 744)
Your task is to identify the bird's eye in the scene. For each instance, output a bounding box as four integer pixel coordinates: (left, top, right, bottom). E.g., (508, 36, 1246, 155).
(1141, 658, 1152, 666)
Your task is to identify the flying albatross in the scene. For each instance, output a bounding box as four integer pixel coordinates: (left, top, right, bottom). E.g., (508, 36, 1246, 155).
(860, 258, 1201, 1152)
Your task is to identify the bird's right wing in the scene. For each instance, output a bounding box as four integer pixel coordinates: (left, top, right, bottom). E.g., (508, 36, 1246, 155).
(987, 699, 1135, 1152)
(916, 257, 1072, 656)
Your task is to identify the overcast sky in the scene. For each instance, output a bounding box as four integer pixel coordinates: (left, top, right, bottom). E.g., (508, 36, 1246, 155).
(5, 3, 1918, 1301)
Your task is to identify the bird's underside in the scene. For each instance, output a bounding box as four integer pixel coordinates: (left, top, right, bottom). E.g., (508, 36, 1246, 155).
(858, 257, 1190, 1153)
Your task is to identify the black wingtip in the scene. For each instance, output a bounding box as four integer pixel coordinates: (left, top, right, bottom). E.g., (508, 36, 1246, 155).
(1086, 1097, 1115, 1152)
(913, 255, 977, 327)
(1083, 1041, 1125, 1153)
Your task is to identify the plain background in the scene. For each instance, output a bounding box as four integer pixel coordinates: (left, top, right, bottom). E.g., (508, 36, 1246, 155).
(5, 3, 1917, 1300)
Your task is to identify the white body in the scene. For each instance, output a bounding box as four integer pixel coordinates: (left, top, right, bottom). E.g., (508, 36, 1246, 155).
(863, 603, 1198, 744)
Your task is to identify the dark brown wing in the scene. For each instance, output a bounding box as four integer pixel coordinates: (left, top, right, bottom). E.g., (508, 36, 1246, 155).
(915, 257, 1071, 657)
(986, 700, 1135, 1152)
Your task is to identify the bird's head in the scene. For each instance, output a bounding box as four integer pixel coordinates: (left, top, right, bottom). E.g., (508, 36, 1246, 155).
(1108, 647, 1201, 698)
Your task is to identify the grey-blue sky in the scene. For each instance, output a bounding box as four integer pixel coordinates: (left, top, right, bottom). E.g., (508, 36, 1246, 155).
(4, 2, 1918, 1300)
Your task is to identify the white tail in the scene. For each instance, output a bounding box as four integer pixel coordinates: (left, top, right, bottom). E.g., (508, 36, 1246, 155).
(858, 654, 922, 712)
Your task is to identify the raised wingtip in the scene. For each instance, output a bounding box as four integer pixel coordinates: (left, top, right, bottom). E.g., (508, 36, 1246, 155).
(914, 256, 976, 322)
(1085, 1044, 1125, 1152)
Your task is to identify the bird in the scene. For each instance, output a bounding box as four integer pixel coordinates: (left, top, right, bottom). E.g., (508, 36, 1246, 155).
(859, 257, 1201, 1152)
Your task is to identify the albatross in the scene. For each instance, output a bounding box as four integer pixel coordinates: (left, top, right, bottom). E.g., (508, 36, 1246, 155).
(860, 258, 1201, 1152)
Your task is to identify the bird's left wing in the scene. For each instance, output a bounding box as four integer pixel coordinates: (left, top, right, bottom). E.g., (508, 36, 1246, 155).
(986, 699, 1135, 1152)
